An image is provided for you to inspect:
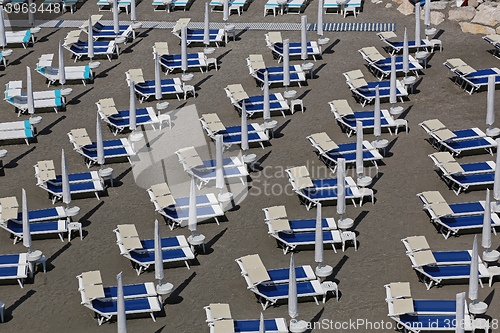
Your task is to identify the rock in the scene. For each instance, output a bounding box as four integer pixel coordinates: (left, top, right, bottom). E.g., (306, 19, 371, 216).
(397, 0, 414, 15)
(448, 7, 476, 21)
(429, 1, 447, 10)
(430, 11, 445, 25)
(472, 3, 500, 26)
(459, 22, 496, 34)
(392, 0, 404, 5)
(497, 26, 500, 34)
(385, 3, 392, 7)
(468, 0, 478, 8)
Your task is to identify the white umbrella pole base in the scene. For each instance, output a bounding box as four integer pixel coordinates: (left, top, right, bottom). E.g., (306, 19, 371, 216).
(485, 127, 500, 138)
(289, 319, 308, 333)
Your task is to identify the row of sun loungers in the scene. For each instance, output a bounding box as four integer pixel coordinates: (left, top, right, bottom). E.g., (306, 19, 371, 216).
(0, 253, 29, 288)
(247, 54, 307, 88)
(64, 31, 119, 62)
(77, 270, 162, 324)
(265, 31, 321, 62)
(0, 119, 38, 145)
(80, 15, 136, 41)
(126, 68, 184, 102)
(172, 18, 225, 48)
(114, 224, 195, 273)
(2, 28, 40, 49)
(358, 46, 422, 80)
(36, 54, 93, 87)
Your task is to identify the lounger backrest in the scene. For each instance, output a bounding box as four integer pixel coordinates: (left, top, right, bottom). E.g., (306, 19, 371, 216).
(38, 54, 54, 68)
(485, 34, 500, 44)
(456, 65, 476, 76)
(411, 250, 437, 267)
(128, 69, 145, 84)
(420, 119, 445, 132)
(154, 42, 169, 56)
(378, 31, 397, 39)
(248, 54, 266, 70)
(269, 219, 291, 232)
(428, 202, 454, 217)
(433, 129, 457, 142)
(173, 18, 191, 31)
(226, 84, 244, 93)
(309, 132, 339, 151)
(80, 15, 103, 29)
(350, 78, 368, 89)
(331, 99, 354, 116)
(430, 152, 455, 164)
(70, 128, 93, 147)
(267, 31, 282, 45)
(390, 298, 415, 316)
(156, 194, 176, 208)
(117, 225, 143, 250)
(445, 58, 467, 69)
(239, 254, 271, 286)
(344, 69, 364, 81)
(0, 196, 19, 220)
(212, 319, 235, 333)
(404, 236, 430, 252)
(265, 205, 287, 220)
(288, 166, 309, 179)
(150, 182, 171, 197)
(37, 160, 56, 181)
(388, 282, 411, 299)
(208, 303, 232, 320)
(440, 162, 465, 175)
(64, 36, 80, 46)
(419, 191, 445, 204)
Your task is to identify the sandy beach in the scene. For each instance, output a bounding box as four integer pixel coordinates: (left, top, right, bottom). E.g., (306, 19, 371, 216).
(0, 0, 499, 332)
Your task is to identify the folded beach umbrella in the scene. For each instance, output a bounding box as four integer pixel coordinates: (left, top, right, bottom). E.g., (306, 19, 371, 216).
(129, 82, 136, 131)
(337, 158, 346, 220)
(389, 55, 397, 105)
(314, 203, 323, 265)
(259, 312, 265, 333)
(317, 0, 323, 37)
(494, 139, 500, 203)
(283, 39, 290, 90)
(487, 75, 495, 131)
(300, 15, 307, 63)
(374, 86, 381, 140)
(27, 66, 35, 116)
(155, 52, 162, 101)
(355, 121, 363, 177)
(415, 3, 421, 48)
(402, 28, 409, 77)
(96, 115, 105, 167)
(61, 149, 71, 207)
(482, 189, 492, 252)
(456, 292, 465, 333)
(241, 103, 249, 151)
(263, 70, 270, 120)
(424, 0, 430, 27)
(88, 16, 94, 61)
(288, 253, 298, 321)
(468, 235, 479, 303)
(223, 0, 229, 22)
(131, 0, 137, 22)
(204, 2, 210, 47)
(28, 0, 35, 27)
(215, 134, 224, 191)
(117, 272, 127, 333)
(181, 26, 188, 74)
(188, 176, 197, 234)
(113, 0, 120, 36)
(22, 188, 31, 252)
(59, 40, 66, 87)
(154, 219, 164, 283)
(0, 9, 6, 50)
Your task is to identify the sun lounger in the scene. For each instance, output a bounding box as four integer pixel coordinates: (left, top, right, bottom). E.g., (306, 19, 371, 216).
(67, 128, 135, 167)
(388, 299, 461, 316)
(125, 70, 183, 102)
(4, 86, 66, 116)
(210, 0, 248, 15)
(4, 28, 38, 49)
(0, 265, 28, 288)
(307, 132, 383, 171)
(329, 100, 397, 136)
(80, 16, 135, 41)
(96, 99, 166, 135)
(204, 303, 289, 333)
(324, 0, 361, 16)
(116, 237, 195, 274)
(0, 196, 68, 223)
(0, 219, 67, 244)
(175, 146, 248, 189)
(443, 58, 500, 94)
(343, 71, 408, 106)
(433, 214, 500, 239)
(199, 113, 270, 149)
(224, 85, 290, 118)
(34, 160, 104, 203)
(377, 31, 433, 55)
(389, 314, 482, 332)
(159, 52, 208, 74)
(146, 182, 224, 229)
(416, 191, 487, 219)
(248, 64, 307, 88)
(419, 119, 497, 156)
(358, 46, 423, 80)
(36, 54, 93, 86)
(483, 34, 500, 59)
(172, 19, 225, 47)
(64, 37, 118, 62)
(263, 209, 337, 234)
(286, 166, 362, 210)
(0, 119, 36, 145)
(242, 273, 328, 309)
(84, 297, 162, 325)
(270, 229, 350, 254)
(265, 32, 321, 62)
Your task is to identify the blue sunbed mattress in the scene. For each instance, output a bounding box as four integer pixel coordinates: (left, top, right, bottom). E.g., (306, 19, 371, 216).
(256, 281, 317, 297)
